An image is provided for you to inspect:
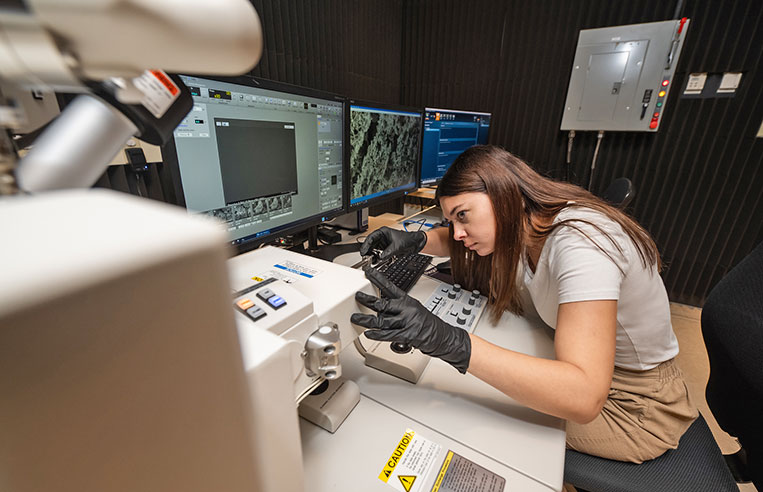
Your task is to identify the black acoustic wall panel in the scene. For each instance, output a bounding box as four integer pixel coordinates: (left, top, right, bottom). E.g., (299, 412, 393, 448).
(401, 0, 763, 306)
(91, 0, 760, 306)
(248, 0, 408, 215)
(248, 0, 404, 104)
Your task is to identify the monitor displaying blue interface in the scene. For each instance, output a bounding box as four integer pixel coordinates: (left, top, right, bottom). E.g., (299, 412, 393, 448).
(420, 108, 491, 185)
(348, 102, 422, 210)
(164, 75, 346, 252)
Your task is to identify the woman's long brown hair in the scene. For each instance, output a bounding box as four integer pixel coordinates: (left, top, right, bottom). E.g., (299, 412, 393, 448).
(435, 145, 661, 324)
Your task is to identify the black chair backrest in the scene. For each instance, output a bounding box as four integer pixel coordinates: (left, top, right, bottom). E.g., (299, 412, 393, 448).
(601, 177, 634, 209)
(701, 240, 763, 490)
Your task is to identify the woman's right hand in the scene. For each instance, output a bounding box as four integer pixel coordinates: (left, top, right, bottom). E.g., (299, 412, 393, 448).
(359, 226, 428, 260)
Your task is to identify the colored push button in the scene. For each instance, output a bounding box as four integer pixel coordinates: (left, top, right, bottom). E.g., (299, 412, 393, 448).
(267, 295, 286, 309)
(246, 306, 267, 321)
(256, 288, 275, 302)
(649, 120, 659, 129)
(236, 298, 255, 310)
(658, 90, 666, 97)
(656, 102, 663, 107)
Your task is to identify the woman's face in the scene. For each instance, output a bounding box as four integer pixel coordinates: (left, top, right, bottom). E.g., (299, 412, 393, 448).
(440, 192, 496, 256)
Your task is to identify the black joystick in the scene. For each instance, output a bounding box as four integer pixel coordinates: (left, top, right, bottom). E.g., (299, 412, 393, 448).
(390, 342, 413, 354)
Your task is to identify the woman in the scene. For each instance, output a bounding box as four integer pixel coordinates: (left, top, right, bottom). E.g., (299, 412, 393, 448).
(351, 145, 697, 464)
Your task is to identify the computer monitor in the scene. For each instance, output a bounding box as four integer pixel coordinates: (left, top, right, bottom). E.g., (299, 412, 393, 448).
(347, 100, 423, 211)
(163, 75, 347, 253)
(419, 108, 491, 186)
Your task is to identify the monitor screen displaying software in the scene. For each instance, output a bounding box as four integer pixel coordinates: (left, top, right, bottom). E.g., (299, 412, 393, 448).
(420, 108, 491, 185)
(349, 103, 422, 209)
(167, 75, 345, 249)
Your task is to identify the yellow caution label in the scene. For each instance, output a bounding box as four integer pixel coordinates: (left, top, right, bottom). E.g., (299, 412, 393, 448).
(251, 276, 264, 282)
(398, 475, 416, 492)
(379, 430, 415, 482)
(430, 450, 454, 492)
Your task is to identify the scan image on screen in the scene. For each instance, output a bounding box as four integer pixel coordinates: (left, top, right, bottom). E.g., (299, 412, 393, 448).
(168, 75, 345, 249)
(349, 105, 421, 207)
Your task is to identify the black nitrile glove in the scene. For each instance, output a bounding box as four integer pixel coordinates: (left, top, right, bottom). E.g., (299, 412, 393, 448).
(359, 226, 427, 260)
(351, 267, 471, 373)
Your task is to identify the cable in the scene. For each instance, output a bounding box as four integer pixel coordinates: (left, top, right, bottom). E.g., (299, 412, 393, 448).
(566, 130, 575, 182)
(672, 0, 684, 19)
(587, 130, 604, 190)
(398, 203, 438, 223)
(403, 218, 428, 231)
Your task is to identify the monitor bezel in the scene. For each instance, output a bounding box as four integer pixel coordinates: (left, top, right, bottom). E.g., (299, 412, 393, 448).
(419, 107, 492, 187)
(162, 74, 349, 255)
(346, 99, 423, 212)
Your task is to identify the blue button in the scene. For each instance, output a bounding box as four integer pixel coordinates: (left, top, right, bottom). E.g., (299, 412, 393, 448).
(268, 296, 286, 309)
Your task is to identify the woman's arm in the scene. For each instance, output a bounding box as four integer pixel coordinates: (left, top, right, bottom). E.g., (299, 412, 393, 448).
(467, 299, 617, 423)
(422, 226, 451, 257)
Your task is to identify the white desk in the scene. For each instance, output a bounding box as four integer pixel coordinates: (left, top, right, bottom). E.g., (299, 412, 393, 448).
(300, 251, 566, 491)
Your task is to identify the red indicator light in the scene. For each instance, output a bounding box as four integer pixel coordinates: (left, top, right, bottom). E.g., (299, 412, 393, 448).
(662, 80, 669, 87)
(654, 112, 660, 117)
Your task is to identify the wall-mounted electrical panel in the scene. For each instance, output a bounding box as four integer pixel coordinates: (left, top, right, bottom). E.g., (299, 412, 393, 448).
(561, 19, 689, 132)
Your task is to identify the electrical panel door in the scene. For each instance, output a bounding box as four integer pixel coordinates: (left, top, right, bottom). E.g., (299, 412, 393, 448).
(561, 19, 689, 132)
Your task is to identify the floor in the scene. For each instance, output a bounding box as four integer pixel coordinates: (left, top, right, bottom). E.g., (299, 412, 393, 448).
(669, 303, 757, 492)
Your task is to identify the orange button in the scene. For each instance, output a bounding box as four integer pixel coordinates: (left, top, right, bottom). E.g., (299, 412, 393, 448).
(236, 298, 255, 310)
(658, 90, 666, 97)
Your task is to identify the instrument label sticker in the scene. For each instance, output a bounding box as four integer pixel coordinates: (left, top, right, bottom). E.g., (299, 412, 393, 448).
(255, 269, 300, 284)
(134, 69, 180, 118)
(378, 428, 441, 492)
(430, 451, 505, 492)
(273, 260, 321, 278)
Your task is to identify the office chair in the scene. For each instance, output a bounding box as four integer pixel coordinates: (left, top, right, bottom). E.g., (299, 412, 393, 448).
(601, 177, 634, 209)
(563, 248, 763, 492)
(564, 413, 738, 492)
(701, 240, 763, 491)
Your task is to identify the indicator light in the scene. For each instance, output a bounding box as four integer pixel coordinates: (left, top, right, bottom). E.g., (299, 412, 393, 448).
(662, 80, 670, 87)
(654, 112, 660, 118)
(656, 102, 663, 107)
(659, 90, 666, 97)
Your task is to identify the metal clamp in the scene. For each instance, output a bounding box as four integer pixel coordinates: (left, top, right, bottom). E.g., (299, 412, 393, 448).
(302, 322, 342, 380)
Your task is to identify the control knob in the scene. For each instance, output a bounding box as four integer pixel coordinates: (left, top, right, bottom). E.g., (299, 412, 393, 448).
(469, 289, 480, 305)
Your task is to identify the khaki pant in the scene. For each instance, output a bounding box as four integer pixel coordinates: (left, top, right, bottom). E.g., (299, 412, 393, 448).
(566, 358, 698, 464)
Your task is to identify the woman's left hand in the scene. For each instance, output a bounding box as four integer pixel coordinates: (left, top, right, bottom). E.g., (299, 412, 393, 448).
(351, 267, 471, 373)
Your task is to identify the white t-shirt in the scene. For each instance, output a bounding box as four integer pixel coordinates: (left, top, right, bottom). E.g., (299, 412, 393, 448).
(521, 207, 679, 370)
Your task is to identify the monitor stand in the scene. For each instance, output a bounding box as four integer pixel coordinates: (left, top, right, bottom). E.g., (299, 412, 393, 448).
(289, 225, 362, 262)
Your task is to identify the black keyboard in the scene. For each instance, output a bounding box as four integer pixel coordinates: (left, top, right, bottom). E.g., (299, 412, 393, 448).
(376, 253, 431, 292)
